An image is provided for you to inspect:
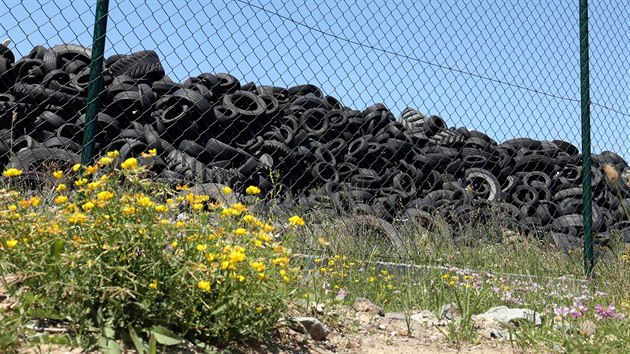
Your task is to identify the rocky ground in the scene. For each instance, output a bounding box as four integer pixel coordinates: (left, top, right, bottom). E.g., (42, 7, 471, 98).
(2, 278, 535, 354)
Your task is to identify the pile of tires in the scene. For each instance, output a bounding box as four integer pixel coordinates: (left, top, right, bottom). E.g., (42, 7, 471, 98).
(1, 43, 629, 249)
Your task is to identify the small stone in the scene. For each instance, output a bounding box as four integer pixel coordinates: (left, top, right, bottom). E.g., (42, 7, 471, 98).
(378, 324, 386, 330)
(353, 297, 385, 316)
(473, 306, 542, 327)
(410, 310, 435, 322)
(311, 302, 325, 314)
(580, 320, 596, 337)
(289, 317, 330, 341)
(439, 303, 460, 321)
(384, 312, 407, 321)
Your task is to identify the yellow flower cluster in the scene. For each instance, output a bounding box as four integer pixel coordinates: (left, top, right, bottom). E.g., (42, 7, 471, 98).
(197, 280, 211, 292)
(140, 149, 157, 158)
(245, 186, 261, 195)
(3, 168, 23, 178)
(288, 215, 305, 226)
(120, 157, 138, 170)
(67, 212, 88, 224)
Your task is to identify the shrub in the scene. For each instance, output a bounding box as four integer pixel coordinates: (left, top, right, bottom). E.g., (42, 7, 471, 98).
(0, 154, 298, 348)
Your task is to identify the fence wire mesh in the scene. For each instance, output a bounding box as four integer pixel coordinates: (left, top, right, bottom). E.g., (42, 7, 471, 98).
(0, 0, 629, 273)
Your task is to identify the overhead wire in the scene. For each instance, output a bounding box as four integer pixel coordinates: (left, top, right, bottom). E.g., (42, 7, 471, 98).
(237, 0, 629, 118)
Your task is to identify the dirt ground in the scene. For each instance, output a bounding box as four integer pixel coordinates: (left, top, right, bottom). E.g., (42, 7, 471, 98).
(1, 278, 528, 354)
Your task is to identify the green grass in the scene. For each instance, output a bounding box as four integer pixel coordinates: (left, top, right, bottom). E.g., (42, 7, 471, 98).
(0, 155, 629, 353)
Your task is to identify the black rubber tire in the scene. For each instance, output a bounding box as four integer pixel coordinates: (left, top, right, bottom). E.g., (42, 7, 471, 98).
(464, 168, 501, 202)
(553, 187, 583, 202)
(108, 50, 165, 80)
(545, 232, 581, 252)
(332, 215, 406, 253)
(8, 147, 80, 171)
(42, 137, 81, 152)
(520, 171, 552, 189)
(42, 44, 92, 74)
(287, 84, 323, 98)
(222, 90, 266, 119)
(509, 185, 539, 207)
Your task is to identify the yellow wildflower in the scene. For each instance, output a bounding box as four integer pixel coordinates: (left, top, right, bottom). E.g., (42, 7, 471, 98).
(56, 183, 67, 192)
(171, 241, 178, 248)
(6, 239, 18, 248)
(3, 168, 23, 178)
(234, 228, 247, 236)
(251, 261, 266, 272)
(155, 205, 168, 213)
(243, 214, 256, 223)
(75, 178, 88, 187)
(30, 197, 41, 207)
(221, 208, 239, 218)
(97, 191, 114, 202)
(107, 150, 119, 159)
(137, 196, 154, 208)
(221, 261, 230, 270)
(67, 212, 87, 224)
(52, 170, 63, 179)
(122, 205, 136, 215)
(245, 185, 261, 195)
(255, 307, 263, 314)
(72, 163, 81, 172)
(232, 202, 248, 212)
(87, 181, 103, 190)
(84, 165, 98, 174)
(288, 215, 305, 226)
(196, 244, 207, 252)
(257, 273, 267, 280)
(82, 201, 95, 212)
(192, 203, 204, 211)
(197, 280, 211, 292)
(222, 186, 232, 194)
(141, 149, 157, 157)
(149, 281, 158, 289)
(54, 195, 68, 204)
(98, 156, 113, 166)
(120, 157, 138, 170)
(229, 249, 246, 264)
(272, 257, 289, 267)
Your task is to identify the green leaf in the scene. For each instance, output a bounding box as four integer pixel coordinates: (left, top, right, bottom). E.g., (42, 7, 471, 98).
(103, 325, 115, 340)
(98, 336, 121, 354)
(27, 309, 65, 321)
(148, 333, 157, 354)
(211, 303, 228, 316)
(47, 239, 64, 263)
(107, 340, 121, 354)
(128, 325, 146, 354)
(150, 326, 182, 346)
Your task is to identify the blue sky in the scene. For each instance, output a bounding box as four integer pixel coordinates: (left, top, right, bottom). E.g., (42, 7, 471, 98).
(1, 0, 628, 159)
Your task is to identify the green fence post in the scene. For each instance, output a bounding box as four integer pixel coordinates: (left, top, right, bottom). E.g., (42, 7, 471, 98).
(80, 0, 110, 166)
(579, 0, 593, 277)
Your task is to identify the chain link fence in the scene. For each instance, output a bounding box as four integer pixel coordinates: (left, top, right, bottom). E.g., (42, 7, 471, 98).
(1, 0, 628, 274)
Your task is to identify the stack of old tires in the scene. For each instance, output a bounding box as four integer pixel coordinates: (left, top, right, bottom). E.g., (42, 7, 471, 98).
(1, 43, 629, 249)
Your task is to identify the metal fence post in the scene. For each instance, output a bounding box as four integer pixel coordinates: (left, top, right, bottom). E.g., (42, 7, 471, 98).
(579, 0, 593, 277)
(80, 0, 110, 166)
